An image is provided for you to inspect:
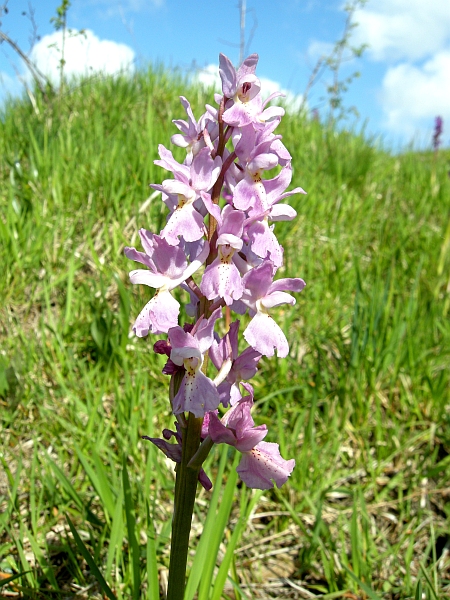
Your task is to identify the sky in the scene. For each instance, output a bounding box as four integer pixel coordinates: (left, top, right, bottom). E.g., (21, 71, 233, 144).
(1, 0, 449, 151)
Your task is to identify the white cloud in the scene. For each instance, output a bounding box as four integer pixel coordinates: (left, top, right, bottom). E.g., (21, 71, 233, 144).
(345, 0, 450, 144)
(195, 64, 221, 91)
(259, 76, 304, 112)
(381, 51, 450, 140)
(194, 65, 303, 112)
(306, 40, 334, 62)
(353, 0, 450, 62)
(29, 29, 135, 84)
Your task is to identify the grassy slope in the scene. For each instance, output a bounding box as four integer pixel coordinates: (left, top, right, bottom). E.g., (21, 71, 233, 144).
(0, 70, 449, 599)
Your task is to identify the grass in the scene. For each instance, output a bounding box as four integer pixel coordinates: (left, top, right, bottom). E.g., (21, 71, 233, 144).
(0, 68, 449, 599)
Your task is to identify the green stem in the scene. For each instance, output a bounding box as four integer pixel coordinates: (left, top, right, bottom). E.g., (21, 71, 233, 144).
(166, 413, 203, 600)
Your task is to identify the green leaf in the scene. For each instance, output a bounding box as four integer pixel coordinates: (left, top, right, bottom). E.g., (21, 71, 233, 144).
(184, 445, 229, 600)
(210, 488, 262, 600)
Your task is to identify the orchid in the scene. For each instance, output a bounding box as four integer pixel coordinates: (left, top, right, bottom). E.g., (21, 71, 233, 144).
(219, 53, 285, 129)
(171, 95, 219, 163)
(208, 384, 295, 489)
(125, 52, 307, 599)
(240, 259, 306, 357)
(433, 115, 443, 151)
(151, 146, 222, 245)
(124, 231, 209, 335)
(169, 309, 221, 417)
(245, 164, 305, 267)
(200, 204, 245, 304)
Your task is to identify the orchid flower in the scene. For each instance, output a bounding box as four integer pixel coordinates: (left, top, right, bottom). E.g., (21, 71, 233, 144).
(125, 231, 209, 335)
(240, 259, 306, 357)
(169, 309, 222, 417)
(208, 384, 295, 489)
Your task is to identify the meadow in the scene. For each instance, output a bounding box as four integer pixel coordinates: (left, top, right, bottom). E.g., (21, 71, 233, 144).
(0, 68, 449, 599)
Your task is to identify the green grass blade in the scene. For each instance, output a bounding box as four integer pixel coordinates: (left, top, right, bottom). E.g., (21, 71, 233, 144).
(63, 253, 76, 332)
(342, 564, 381, 600)
(66, 515, 117, 600)
(146, 501, 160, 600)
(122, 457, 141, 600)
(75, 445, 116, 519)
(197, 452, 239, 600)
(184, 445, 230, 600)
(46, 454, 83, 510)
(105, 488, 124, 585)
(415, 579, 422, 600)
(419, 563, 439, 600)
(210, 489, 262, 600)
(6, 524, 36, 589)
(25, 525, 60, 592)
(0, 455, 22, 533)
(350, 495, 360, 578)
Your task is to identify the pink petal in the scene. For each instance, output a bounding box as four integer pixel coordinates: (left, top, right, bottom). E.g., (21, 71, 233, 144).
(208, 412, 238, 446)
(173, 370, 220, 417)
(161, 204, 206, 245)
(270, 204, 297, 221)
(219, 53, 237, 97)
(237, 442, 295, 489)
(243, 312, 289, 358)
(261, 291, 296, 309)
(129, 269, 169, 289)
(267, 277, 306, 295)
(222, 103, 252, 128)
(133, 291, 180, 337)
(247, 221, 283, 267)
(200, 260, 244, 305)
(233, 176, 267, 213)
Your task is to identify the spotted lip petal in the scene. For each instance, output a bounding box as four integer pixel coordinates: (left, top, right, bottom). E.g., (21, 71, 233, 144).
(237, 442, 296, 490)
(247, 221, 284, 268)
(239, 259, 306, 356)
(169, 310, 222, 417)
(172, 369, 220, 417)
(201, 259, 244, 305)
(133, 290, 180, 337)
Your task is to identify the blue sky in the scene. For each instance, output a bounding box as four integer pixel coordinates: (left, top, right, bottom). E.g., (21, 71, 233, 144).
(1, 0, 450, 150)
